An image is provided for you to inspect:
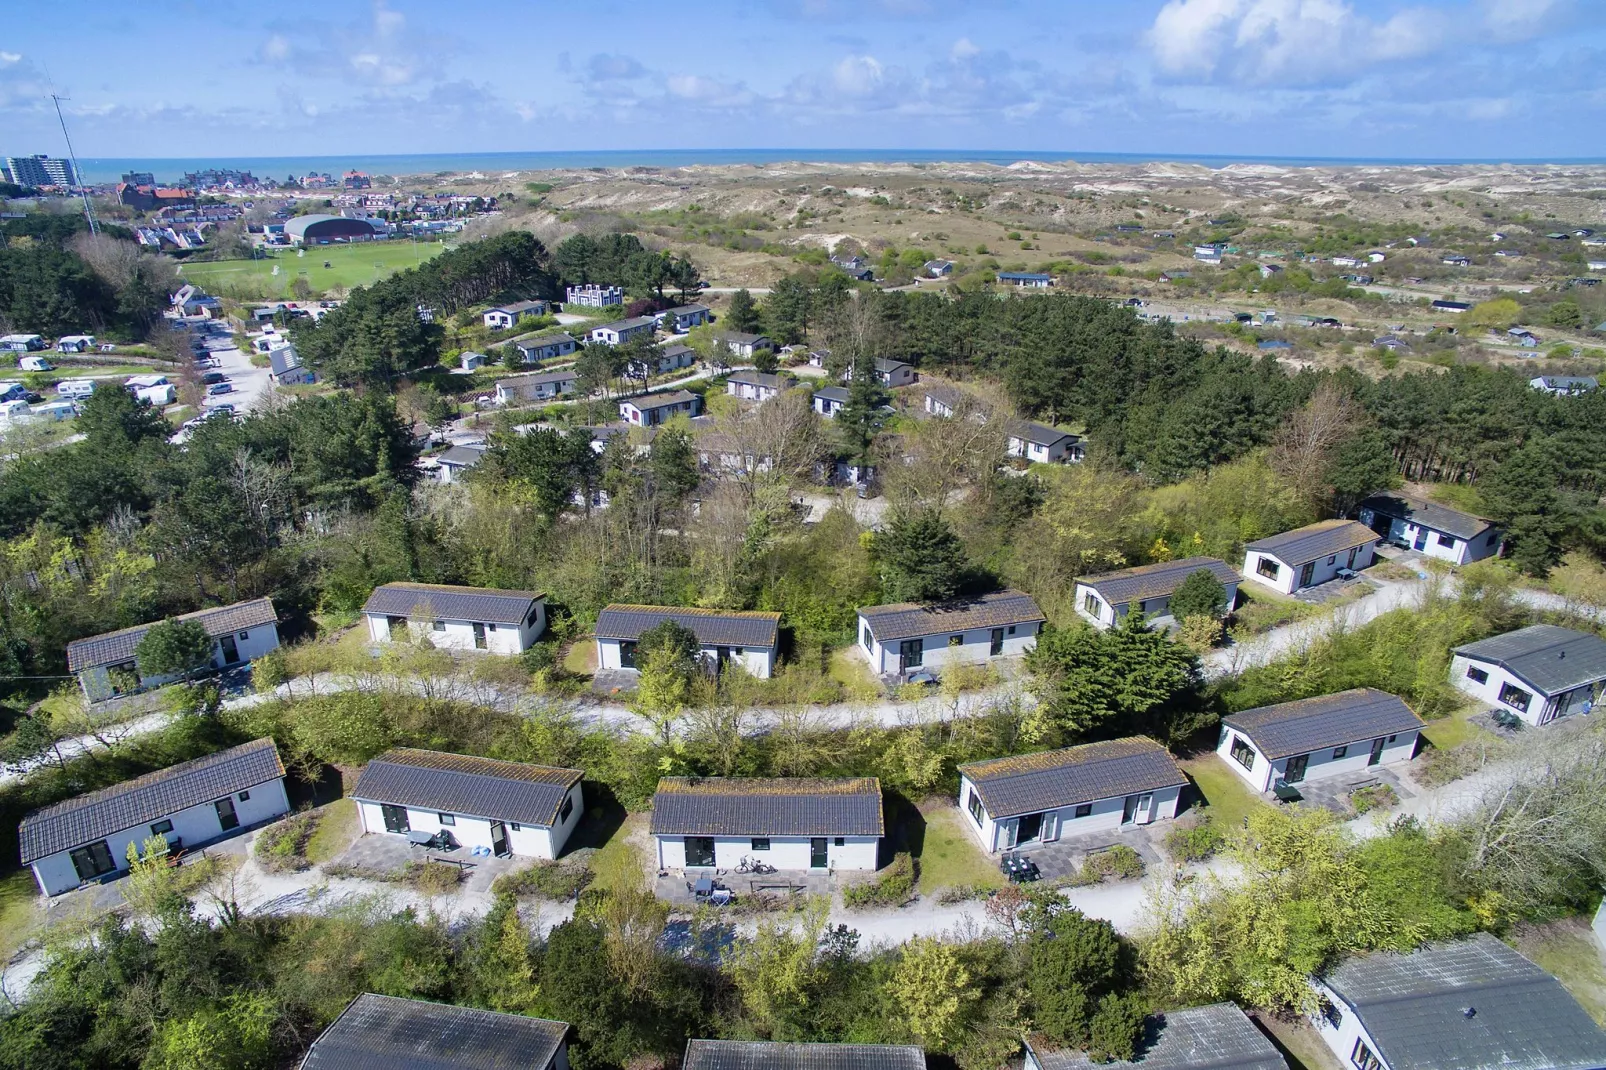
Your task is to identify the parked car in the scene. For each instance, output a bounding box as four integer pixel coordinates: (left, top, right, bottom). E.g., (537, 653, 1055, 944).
(206, 382, 233, 396)
(202, 372, 227, 385)
(205, 403, 236, 418)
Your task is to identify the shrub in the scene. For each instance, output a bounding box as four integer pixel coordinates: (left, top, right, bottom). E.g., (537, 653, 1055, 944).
(934, 883, 989, 905)
(407, 860, 465, 895)
(1162, 818, 1224, 862)
(1080, 846, 1145, 884)
(491, 860, 593, 900)
(252, 648, 289, 692)
(842, 852, 917, 909)
(1416, 738, 1510, 787)
(253, 811, 319, 873)
(1350, 783, 1399, 815)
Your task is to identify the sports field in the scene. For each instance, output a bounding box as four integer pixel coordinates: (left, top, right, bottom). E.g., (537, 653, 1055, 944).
(178, 239, 450, 298)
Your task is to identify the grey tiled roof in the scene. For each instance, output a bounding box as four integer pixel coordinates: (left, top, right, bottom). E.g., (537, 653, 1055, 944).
(595, 316, 658, 332)
(1357, 491, 1495, 540)
(352, 749, 582, 828)
(874, 357, 909, 372)
(959, 737, 1185, 819)
(813, 386, 850, 403)
(300, 993, 569, 1070)
(1008, 420, 1078, 447)
(361, 583, 542, 626)
(1454, 624, 1606, 696)
(512, 331, 577, 349)
(729, 371, 787, 390)
(684, 1041, 924, 1070)
(624, 390, 699, 410)
(436, 445, 485, 468)
(923, 385, 963, 408)
(19, 738, 284, 863)
(720, 332, 769, 345)
(1245, 519, 1380, 566)
(512, 368, 579, 386)
(650, 778, 884, 837)
(1026, 1004, 1286, 1070)
(595, 604, 780, 648)
(1323, 933, 1606, 1070)
(858, 590, 1046, 643)
(66, 597, 279, 672)
(1077, 557, 1242, 608)
(1224, 689, 1425, 760)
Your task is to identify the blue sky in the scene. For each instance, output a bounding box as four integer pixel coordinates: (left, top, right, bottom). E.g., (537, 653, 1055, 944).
(2, 0, 1603, 160)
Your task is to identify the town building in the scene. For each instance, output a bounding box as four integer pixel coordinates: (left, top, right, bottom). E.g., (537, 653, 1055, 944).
(650, 777, 883, 871)
(299, 994, 571, 1070)
(361, 582, 546, 653)
(588, 316, 657, 346)
(1074, 558, 1242, 630)
(594, 604, 781, 679)
(1006, 421, 1083, 464)
(856, 590, 1045, 677)
(20, 738, 289, 896)
(620, 390, 702, 426)
(565, 284, 624, 308)
(1217, 689, 1424, 794)
(66, 598, 281, 702)
(1451, 624, 1606, 726)
(958, 737, 1186, 853)
(5, 154, 75, 187)
(353, 749, 583, 859)
(1024, 1003, 1287, 1070)
(284, 215, 383, 245)
(483, 300, 549, 330)
(1241, 520, 1380, 595)
(1355, 492, 1502, 565)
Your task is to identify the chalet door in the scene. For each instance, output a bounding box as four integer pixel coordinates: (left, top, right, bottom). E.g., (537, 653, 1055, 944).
(990, 628, 1004, 656)
(619, 641, 637, 669)
(70, 840, 117, 882)
(1015, 812, 1043, 844)
(215, 796, 240, 831)
(1413, 529, 1428, 551)
(218, 635, 240, 664)
(387, 615, 407, 640)
(1122, 795, 1140, 825)
(810, 838, 828, 868)
(489, 821, 510, 858)
(1299, 562, 1315, 588)
(1285, 754, 1309, 784)
(1040, 810, 1059, 842)
(899, 638, 924, 671)
(1134, 794, 1155, 825)
(1347, 547, 1359, 569)
(715, 647, 730, 672)
(472, 622, 487, 650)
(381, 804, 410, 833)
(1368, 738, 1386, 766)
(684, 837, 715, 867)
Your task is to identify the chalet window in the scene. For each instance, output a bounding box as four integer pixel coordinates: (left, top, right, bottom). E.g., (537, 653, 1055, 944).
(1230, 735, 1257, 770)
(751, 838, 771, 851)
(238, 790, 250, 801)
(949, 634, 963, 648)
(238, 630, 250, 640)
(1136, 600, 1148, 613)
(734, 647, 744, 656)
(1322, 1002, 1343, 1029)
(967, 788, 985, 826)
(862, 626, 873, 648)
(1007, 625, 1016, 635)
(526, 605, 541, 628)
(1486, 531, 1499, 546)
(1351, 1038, 1382, 1070)
(1387, 735, 1397, 743)
(1333, 746, 1348, 759)
(510, 823, 521, 831)
(1326, 555, 1336, 565)
(432, 621, 446, 631)
(1498, 682, 1532, 712)
(151, 819, 174, 835)
(559, 795, 574, 823)
(1083, 593, 1101, 618)
(1257, 557, 1281, 580)
(1465, 666, 1489, 684)
(1074, 803, 1093, 818)
(69, 841, 117, 881)
(835, 837, 845, 846)
(1436, 533, 1455, 548)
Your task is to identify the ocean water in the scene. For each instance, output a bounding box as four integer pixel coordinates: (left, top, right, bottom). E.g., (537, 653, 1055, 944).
(74, 148, 1606, 185)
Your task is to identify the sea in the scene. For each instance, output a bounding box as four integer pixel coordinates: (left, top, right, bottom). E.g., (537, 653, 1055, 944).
(71, 148, 1606, 185)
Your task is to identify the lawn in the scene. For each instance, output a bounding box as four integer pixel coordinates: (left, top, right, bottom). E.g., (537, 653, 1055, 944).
(178, 240, 449, 299)
(562, 640, 597, 677)
(1179, 754, 1269, 829)
(1231, 585, 1320, 637)
(1419, 700, 1494, 752)
(0, 868, 40, 961)
(1513, 920, 1606, 1025)
(828, 647, 882, 702)
(916, 803, 1004, 895)
(304, 798, 359, 865)
(587, 813, 648, 894)
(1256, 1013, 1341, 1070)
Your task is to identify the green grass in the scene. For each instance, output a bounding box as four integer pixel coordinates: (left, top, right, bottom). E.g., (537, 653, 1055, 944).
(305, 798, 359, 865)
(916, 805, 1004, 895)
(827, 647, 882, 702)
(178, 240, 449, 299)
(1257, 1013, 1342, 1070)
(562, 640, 597, 677)
(587, 813, 647, 894)
(1180, 755, 1270, 829)
(0, 868, 40, 961)
(1514, 920, 1606, 1025)
(1419, 701, 1494, 751)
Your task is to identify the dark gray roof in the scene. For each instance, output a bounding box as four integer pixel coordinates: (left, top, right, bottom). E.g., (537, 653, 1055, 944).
(353, 749, 581, 828)
(361, 583, 542, 626)
(959, 737, 1185, 819)
(684, 1041, 923, 1070)
(513, 367, 579, 385)
(595, 604, 780, 648)
(720, 332, 769, 345)
(513, 332, 576, 350)
(269, 346, 302, 375)
(1245, 519, 1379, 566)
(1026, 1004, 1286, 1070)
(1224, 689, 1425, 760)
(623, 389, 698, 411)
(1535, 376, 1597, 391)
(299, 993, 569, 1070)
(1454, 624, 1606, 696)
(1323, 933, 1606, 1070)
(659, 343, 696, 358)
(665, 304, 711, 316)
(814, 386, 850, 403)
(858, 590, 1045, 643)
(595, 316, 657, 332)
(729, 371, 787, 390)
(1358, 492, 1495, 541)
(874, 357, 909, 372)
(436, 444, 485, 468)
(923, 385, 963, 407)
(19, 738, 284, 863)
(1077, 557, 1242, 608)
(1008, 420, 1078, 447)
(651, 778, 884, 837)
(494, 299, 547, 314)
(66, 597, 279, 672)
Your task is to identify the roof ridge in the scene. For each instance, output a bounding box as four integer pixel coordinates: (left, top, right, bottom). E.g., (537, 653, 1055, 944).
(377, 748, 581, 781)
(601, 603, 782, 619)
(21, 738, 279, 822)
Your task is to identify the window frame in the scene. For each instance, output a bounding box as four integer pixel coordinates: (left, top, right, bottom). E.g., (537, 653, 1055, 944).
(1466, 665, 1489, 684)
(558, 795, 574, 823)
(1073, 803, 1093, 819)
(151, 819, 174, 836)
(431, 620, 446, 632)
(1498, 682, 1532, 712)
(1436, 532, 1456, 548)
(1351, 1038, 1381, 1070)
(1333, 745, 1348, 759)
(751, 837, 771, 851)
(966, 788, 985, 826)
(1230, 734, 1257, 771)
(438, 813, 456, 826)
(1257, 556, 1281, 580)
(948, 634, 963, 648)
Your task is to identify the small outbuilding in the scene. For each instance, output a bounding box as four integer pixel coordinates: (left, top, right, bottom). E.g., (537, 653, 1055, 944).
(353, 749, 583, 859)
(1024, 1003, 1287, 1070)
(1074, 558, 1241, 630)
(594, 604, 781, 679)
(1217, 688, 1424, 793)
(650, 777, 883, 871)
(1242, 519, 1380, 595)
(1356, 492, 1502, 565)
(361, 582, 546, 653)
(957, 737, 1186, 853)
(66, 598, 281, 702)
(299, 993, 571, 1070)
(856, 590, 1045, 677)
(1451, 623, 1606, 726)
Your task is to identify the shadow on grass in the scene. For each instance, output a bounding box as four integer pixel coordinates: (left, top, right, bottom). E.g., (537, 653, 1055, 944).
(563, 782, 628, 857)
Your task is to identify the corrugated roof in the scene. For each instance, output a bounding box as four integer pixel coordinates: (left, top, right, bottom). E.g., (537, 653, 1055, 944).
(1245, 519, 1380, 566)
(299, 993, 569, 1070)
(1224, 689, 1425, 760)
(595, 604, 780, 648)
(1358, 492, 1495, 541)
(959, 737, 1185, 819)
(352, 749, 581, 828)
(650, 778, 884, 837)
(684, 1041, 924, 1070)
(1454, 624, 1606, 696)
(858, 590, 1045, 643)
(1026, 1004, 1287, 1070)
(19, 738, 284, 863)
(361, 583, 542, 626)
(66, 597, 279, 672)
(1323, 934, 1606, 1070)
(1077, 558, 1242, 608)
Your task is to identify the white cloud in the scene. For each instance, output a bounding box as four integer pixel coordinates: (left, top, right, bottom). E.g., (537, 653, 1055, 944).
(0, 52, 22, 66)
(261, 35, 290, 62)
(951, 37, 980, 60)
(832, 54, 886, 95)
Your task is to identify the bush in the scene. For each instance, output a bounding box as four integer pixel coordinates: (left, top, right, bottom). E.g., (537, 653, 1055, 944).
(407, 860, 465, 895)
(253, 811, 319, 873)
(1350, 783, 1399, 815)
(1068, 846, 1146, 886)
(934, 883, 990, 905)
(1162, 818, 1224, 862)
(490, 859, 593, 900)
(842, 852, 917, 909)
(252, 648, 289, 693)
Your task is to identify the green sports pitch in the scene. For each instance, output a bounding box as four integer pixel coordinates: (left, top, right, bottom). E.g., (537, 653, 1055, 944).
(177, 240, 450, 298)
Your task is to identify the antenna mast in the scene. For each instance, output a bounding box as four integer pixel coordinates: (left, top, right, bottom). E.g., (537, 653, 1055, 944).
(51, 92, 98, 235)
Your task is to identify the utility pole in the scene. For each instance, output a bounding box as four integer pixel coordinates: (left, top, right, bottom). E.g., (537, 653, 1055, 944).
(51, 92, 99, 235)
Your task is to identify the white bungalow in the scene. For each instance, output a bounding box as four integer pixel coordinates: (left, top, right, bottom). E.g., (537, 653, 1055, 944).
(483, 299, 549, 330)
(726, 370, 788, 402)
(495, 368, 580, 405)
(513, 332, 578, 363)
(353, 749, 583, 859)
(957, 737, 1186, 853)
(619, 389, 701, 426)
(594, 604, 780, 679)
(656, 304, 712, 332)
(1006, 421, 1083, 464)
(1451, 624, 1606, 726)
(66, 598, 282, 703)
(1242, 519, 1380, 595)
(856, 590, 1045, 677)
(650, 777, 883, 872)
(812, 386, 849, 418)
(1217, 689, 1423, 794)
(20, 738, 290, 896)
(718, 332, 773, 360)
(588, 316, 657, 346)
(361, 582, 546, 653)
(1074, 558, 1241, 630)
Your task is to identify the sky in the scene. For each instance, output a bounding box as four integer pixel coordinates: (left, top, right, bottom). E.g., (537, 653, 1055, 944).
(2, 0, 1604, 162)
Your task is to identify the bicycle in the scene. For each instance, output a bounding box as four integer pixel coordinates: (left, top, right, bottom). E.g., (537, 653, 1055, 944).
(735, 856, 777, 875)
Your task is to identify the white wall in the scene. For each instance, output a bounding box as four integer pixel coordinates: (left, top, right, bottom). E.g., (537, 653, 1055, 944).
(364, 605, 545, 654)
(1073, 582, 1239, 631)
(357, 781, 582, 860)
(1007, 437, 1081, 464)
(857, 620, 1039, 675)
(1243, 543, 1376, 596)
(76, 622, 282, 703)
(31, 777, 290, 896)
(813, 396, 845, 418)
(1310, 980, 1392, 1070)
(654, 833, 879, 871)
(1362, 510, 1501, 566)
(957, 775, 1181, 853)
(596, 636, 775, 679)
(1216, 726, 1417, 793)
(1449, 654, 1599, 726)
